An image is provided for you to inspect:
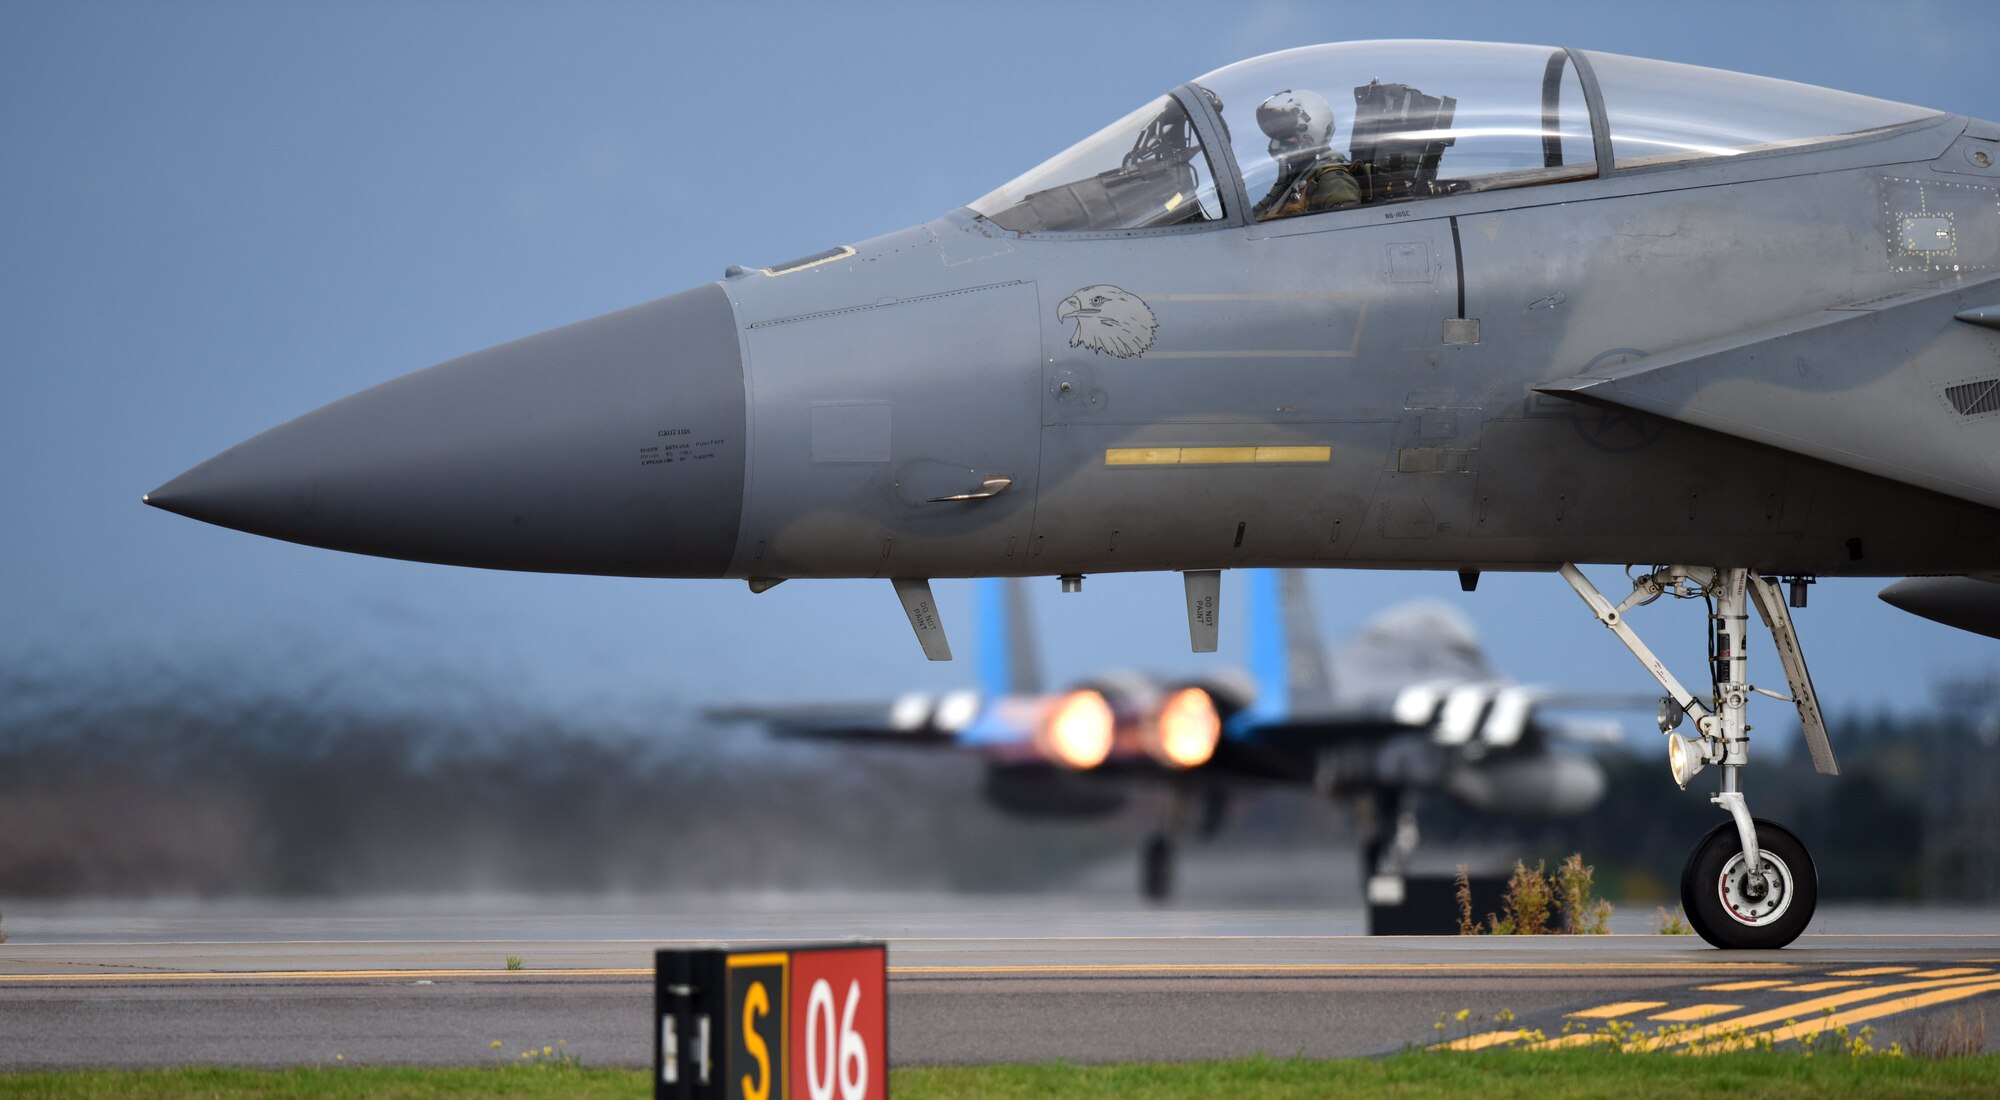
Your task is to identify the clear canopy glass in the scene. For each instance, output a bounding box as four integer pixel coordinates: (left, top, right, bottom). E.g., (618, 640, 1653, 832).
(1193, 40, 1596, 222)
(1582, 50, 1940, 169)
(971, 94, 1224, 233)
(969, 42, 1947, 233)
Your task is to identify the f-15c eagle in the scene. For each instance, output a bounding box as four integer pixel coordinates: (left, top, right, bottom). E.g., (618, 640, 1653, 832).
(150, 40, 2000, 948)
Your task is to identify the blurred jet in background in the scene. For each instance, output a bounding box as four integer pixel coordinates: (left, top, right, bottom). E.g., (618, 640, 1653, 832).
(713, 571, 1628, 910)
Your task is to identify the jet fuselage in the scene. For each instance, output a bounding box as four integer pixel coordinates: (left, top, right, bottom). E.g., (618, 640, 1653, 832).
(148, 44, 2000, 585)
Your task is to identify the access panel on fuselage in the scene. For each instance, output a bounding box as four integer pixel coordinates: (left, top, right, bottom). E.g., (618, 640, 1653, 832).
(1028, 220, 1454, 570)
(735, 280, 1043, 577)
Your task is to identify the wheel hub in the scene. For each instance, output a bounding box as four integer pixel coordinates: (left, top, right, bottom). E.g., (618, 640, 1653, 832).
(1718, 851, 1792, 926)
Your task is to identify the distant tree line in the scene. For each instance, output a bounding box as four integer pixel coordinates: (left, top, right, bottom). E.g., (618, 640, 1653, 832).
(1, 663, 1992, 901)
(1423, 670, 2000, 902)
(0, 666, 1133, 898)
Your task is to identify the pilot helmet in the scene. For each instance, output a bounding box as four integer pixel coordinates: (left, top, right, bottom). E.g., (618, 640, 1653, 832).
(1256, 89, 1333, 160)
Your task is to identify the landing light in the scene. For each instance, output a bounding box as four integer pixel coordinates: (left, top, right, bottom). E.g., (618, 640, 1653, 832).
(1040, 690, 1115, 770)
(1149, 687, 1221, 769)
(1668, 732, 1705, 788)
(1656, 696, 1684, 734)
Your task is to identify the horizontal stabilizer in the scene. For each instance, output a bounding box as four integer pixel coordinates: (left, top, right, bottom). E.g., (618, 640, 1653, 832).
(1538, 276, 2000, 511)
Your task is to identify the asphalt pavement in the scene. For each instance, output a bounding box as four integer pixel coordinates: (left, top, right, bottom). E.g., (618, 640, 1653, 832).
(1, 894, 1995, 1068)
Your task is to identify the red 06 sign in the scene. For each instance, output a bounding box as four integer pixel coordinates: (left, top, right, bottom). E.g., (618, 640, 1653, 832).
(789, 948, 884, 1100)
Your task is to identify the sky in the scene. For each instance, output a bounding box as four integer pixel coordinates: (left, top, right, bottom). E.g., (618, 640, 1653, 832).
(4, 0, 1997, 731)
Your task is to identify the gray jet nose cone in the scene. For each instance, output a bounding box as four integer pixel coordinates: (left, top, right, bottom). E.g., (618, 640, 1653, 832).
(147, 284, 746, 578)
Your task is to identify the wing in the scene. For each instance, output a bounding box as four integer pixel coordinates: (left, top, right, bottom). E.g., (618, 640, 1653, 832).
(1537, 274, 2000, 511)
(706, 692, 979, 745)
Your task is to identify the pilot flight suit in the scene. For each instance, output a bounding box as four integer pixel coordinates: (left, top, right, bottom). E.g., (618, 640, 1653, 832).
(1255, 151, 1361, 220)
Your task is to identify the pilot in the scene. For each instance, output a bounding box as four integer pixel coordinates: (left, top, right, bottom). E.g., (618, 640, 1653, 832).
(1252, 89, 1360, 220)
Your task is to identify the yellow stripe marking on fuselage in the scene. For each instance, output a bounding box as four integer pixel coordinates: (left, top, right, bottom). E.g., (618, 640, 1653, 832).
(1104, 445, 1332, 466)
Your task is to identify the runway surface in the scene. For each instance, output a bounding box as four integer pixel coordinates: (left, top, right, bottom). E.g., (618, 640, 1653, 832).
(1, 895, 1996, 1068)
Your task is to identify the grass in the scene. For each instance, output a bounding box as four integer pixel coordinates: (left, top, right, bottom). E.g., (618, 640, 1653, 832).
(6, 1051, 2000, 1099)
(896, 1051, 2000, 1098)
(0, 1066, 637, 1099)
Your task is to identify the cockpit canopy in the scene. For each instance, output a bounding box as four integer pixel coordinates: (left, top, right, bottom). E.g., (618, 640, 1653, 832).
(970, 40, 1939, 234)
(970, 93, 1227, 234)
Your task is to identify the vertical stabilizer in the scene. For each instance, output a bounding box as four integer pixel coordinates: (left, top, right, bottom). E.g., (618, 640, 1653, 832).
(1245, 570, 1288, 723)
(1280, 569, 1336, 714)
(975, 577, 1043, 697)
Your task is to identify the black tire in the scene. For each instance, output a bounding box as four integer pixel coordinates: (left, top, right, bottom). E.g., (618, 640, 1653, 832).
(1680, 818, 1817, 949)
(1677, 836, 1717, 944)
(1140, 833, 1175, 902)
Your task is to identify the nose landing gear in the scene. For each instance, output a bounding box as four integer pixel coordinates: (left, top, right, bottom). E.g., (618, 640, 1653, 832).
(1561, 565, 1836, 949)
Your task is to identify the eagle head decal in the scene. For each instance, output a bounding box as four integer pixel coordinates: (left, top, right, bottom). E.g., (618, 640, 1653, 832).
(1058, 285, 1157, 358)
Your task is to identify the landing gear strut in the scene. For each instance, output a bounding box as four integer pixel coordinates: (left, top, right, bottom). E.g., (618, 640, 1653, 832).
(1139, 784, 1227, 902)
(1562, 565, 1837, 949)
(1357, 787, 1420, 906)
(1141, 831, 1175, 902)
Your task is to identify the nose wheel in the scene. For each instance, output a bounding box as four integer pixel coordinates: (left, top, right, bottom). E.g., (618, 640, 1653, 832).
(1561, 564, 1838, 950)
(1680, 818, 1817, 949)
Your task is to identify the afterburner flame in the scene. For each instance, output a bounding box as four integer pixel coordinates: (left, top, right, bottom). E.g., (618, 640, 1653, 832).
(1150, 687, 1221, 769)
(1040, 690, 1116, 770)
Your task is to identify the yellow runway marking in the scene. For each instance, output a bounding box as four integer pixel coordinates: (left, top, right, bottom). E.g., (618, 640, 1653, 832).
(0, 960, 1798, 984)
(1649, 1004, 1741, 1022)
(0, 968, 651, 983)
(1703, 978, 2000, 1053)
(1699, 980, 1791, 991)
(1437, 1030, 1530, 1051)
(1906, 967, 1990, 978)
(1779, 980, 1866, 992)
(885, 962, 1788, 976)
(1568, 1001, 1669, 1019)
(1524, 971, 2000, 1053)
(1641, 972, 2000, 1051)
(1830, 967, 1916, 977)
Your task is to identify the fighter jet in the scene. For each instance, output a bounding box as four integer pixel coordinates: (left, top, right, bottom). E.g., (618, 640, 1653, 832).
(149, 41, 2000, 948)
(713, 570, 1622, 915)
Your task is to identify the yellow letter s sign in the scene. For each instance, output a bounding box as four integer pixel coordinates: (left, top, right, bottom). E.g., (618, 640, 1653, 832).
(740, 980, 771, 1100)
